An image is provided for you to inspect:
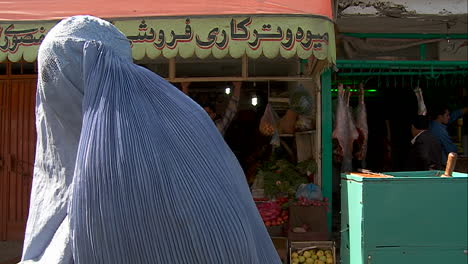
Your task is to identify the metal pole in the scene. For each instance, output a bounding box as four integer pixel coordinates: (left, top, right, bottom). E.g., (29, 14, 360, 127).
(337, 71, 468, 76)
(337, 60, 468, 68)
(321, 69, 333, 234)
(343, 32, 468, 39)
(420, 44, 427, 61)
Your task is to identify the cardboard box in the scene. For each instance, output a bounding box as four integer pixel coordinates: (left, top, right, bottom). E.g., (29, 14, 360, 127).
(288, 205, 329, 241)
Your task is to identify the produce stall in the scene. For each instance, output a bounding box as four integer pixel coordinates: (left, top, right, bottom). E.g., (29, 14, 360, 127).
(251, 146, 332, 262)
(0, 2, 337, 263)
(341, 170, 468, 264)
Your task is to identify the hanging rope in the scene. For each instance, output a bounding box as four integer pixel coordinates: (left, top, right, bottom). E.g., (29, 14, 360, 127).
(417, 69, 421, 88)
(386, 70, 390, 88)
(364, 68, 373, 84)
(378, 69, 382, 89)
(401, 68, 405, 89)
(425, 76, 429, 91)
(410, 74, 413, 89)
(267, 80, 270, 100)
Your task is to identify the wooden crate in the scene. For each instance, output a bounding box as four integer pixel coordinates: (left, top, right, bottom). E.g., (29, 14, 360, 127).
(289, 241, 336, 264)
(295, 130, 316, 162)
(271, 236, 289, 263)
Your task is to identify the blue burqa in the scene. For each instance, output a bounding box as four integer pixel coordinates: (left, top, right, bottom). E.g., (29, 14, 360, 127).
(21, 16, 280, 264)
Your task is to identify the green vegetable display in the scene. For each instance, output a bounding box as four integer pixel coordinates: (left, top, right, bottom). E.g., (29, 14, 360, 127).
(256, 158, 316, 198)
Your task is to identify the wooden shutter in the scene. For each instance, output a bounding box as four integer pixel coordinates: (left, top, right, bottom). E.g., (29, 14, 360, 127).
(0, 78, 36, 241)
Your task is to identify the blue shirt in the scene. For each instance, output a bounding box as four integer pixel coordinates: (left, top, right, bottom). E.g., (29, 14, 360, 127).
(429, 109, 463, 164)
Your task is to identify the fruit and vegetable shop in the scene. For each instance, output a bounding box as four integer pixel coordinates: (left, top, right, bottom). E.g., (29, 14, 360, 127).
(0, 0, 341, 263)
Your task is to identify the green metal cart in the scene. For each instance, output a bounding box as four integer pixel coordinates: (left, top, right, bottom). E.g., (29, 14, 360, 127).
(340, 170, 468, 264)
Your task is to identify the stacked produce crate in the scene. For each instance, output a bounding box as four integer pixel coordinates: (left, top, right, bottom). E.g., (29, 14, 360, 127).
(289, 241, 336, 264)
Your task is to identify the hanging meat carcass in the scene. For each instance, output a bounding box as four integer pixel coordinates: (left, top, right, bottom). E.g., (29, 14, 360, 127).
(332, 84, 359, 172)
(353, 83, 368, 163)
(413, 87, 427, 116)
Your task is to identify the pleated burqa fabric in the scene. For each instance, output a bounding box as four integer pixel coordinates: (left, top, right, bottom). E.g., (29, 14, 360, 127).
(21, 16, 280, 264)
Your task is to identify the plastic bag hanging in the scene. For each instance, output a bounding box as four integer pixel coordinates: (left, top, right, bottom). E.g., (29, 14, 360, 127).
(289, 83, 314, 115)
(260, 103, 280, 137)
(259, 103, 281, 147)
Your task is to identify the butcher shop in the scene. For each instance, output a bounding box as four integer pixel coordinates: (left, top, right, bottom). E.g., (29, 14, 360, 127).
(333, 20, 468, 263)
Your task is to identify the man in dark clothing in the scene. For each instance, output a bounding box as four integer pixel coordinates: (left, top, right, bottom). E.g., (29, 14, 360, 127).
(408, 115, 443, 171)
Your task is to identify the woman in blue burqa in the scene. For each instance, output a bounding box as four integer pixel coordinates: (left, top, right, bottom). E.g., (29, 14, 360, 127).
(21, 15, 280, 264)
